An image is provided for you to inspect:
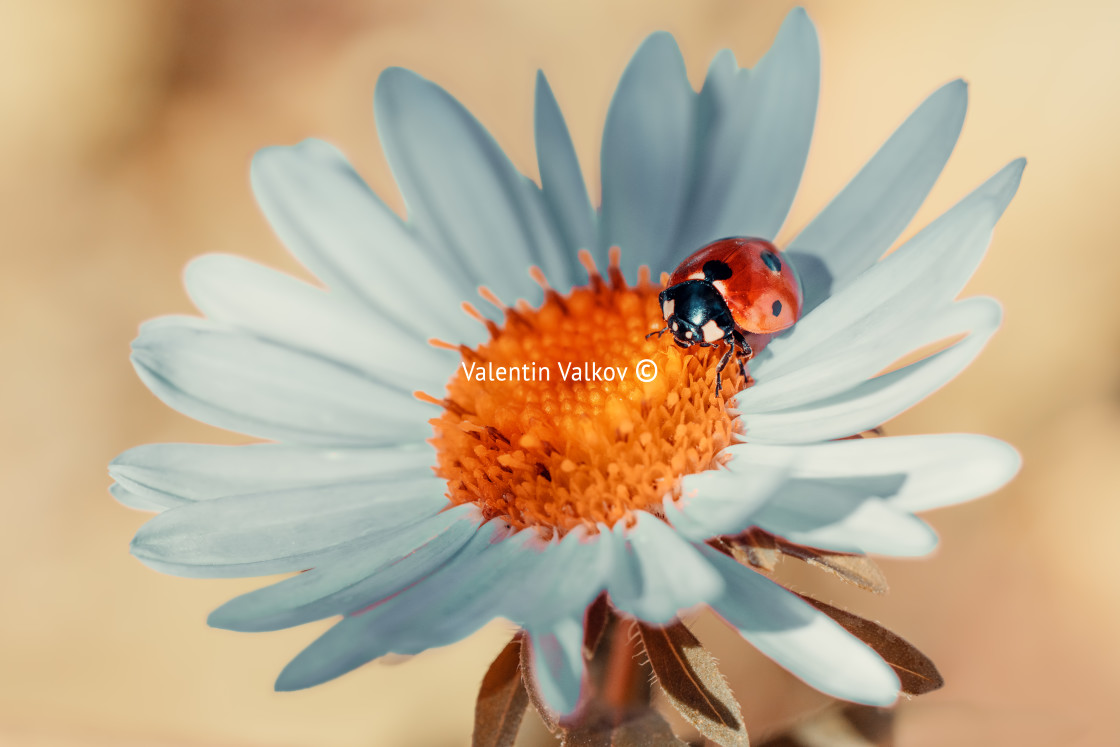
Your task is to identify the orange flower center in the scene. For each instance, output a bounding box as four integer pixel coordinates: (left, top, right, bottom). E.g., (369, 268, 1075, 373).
(423, 250, 746, 535)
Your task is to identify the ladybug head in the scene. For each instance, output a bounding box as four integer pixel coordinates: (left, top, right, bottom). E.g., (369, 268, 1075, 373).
(668, 318, 702, 348)
(659, 281, 734, 348)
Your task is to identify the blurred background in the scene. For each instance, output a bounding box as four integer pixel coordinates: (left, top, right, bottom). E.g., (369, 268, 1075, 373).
(2, 0, 1118, 744)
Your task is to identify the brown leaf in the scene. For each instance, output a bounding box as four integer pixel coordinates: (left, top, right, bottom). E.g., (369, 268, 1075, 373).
(560, 708, 687, 746)
(728, 529, 780, 572)
(638, 621, 749, 747)
(775, 540, 889, 594)
(583, 593, 611, 659)
(519, 631, 560, 733)
(798, 595, 944, 695)
(473, 633, 530, 747)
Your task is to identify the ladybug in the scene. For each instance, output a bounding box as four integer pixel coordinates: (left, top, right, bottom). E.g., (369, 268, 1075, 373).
(648, 237, 802, 393)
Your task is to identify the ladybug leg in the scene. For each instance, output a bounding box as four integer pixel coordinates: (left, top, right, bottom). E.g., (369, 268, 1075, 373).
(733, 332, 754, 384)
(646, 326, 669, 340)
(714, 343, 735, 395)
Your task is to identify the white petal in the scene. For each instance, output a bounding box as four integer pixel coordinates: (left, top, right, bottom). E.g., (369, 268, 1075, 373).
(753, 481, 938, 556)
(184, 254, 452, 393)
(273, 521, 511, 690)
(249, 140, 477, 342)
(744, 297, 1001, 443)
(130, 478, 449, 578)
(131, 317, 434, 447)
(599, 32, 694, 281)
(208, 505, 480, 632)
(726, 434, 1020, 513)
(702, 545, 899, 706)
(375, 67, 556, 307)
(788, 80, 968, 314)
(534, 71, 595, 289)
(756, 159, 1024, 383)
(607, 514, 723, 624)
(111, 442, 434, 510)
(670, 8, 819, 258)
(524, 617, 587, 716)
(663, 461, 791, 541)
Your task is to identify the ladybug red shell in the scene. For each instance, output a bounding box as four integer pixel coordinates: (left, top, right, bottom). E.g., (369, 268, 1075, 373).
(649, 237, 802, 393)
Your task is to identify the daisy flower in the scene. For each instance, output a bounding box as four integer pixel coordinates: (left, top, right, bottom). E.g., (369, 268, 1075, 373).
(111, 8, 1023, 744)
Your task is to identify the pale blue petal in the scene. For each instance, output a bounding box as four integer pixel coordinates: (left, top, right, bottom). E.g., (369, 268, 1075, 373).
(599, 32, 694, 281)
(667, 49, 742, 261)
(788, 80, 968, 314)
(744, 297, 1001, 443)
(702, 545, 899, 706)
(535, 71, 595, 289)
(519, 177, 577, 293)
(184, 254, 451, 393)
(249, 140, 478, 342)
(500, 525, 614, 627)
(108, 482, 165, 512)
(756, 159, 1024, 383)
(607, 514, 723, 624)
(131, 478, 449, 578)
(387, 529, 549, 653)
(753, 481, 938, 556)
(208, 505, 480, 632)
(131, 317, 433, 447)
(524, 617, 586, 715)
(663, 461, 790, 541)
(743, 294, 997, 415)
(669, 9, 819, 259)
(726, 434, 1020, 513)
(274, 521, 510, 690)
(110, 442, 434, 510)
(375, 67, 557, 307)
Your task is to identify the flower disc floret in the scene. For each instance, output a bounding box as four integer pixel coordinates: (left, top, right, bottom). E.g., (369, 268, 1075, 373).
(430, 251, 744, 533)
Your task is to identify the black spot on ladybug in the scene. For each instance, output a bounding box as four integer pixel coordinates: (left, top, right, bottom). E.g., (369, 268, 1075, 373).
(761, 251, 782, 272)
(772, 300, 782, 317)
(702, 260, 733, 282)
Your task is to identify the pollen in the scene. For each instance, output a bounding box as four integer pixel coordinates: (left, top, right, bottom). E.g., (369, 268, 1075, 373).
(424, 249, 747, 535)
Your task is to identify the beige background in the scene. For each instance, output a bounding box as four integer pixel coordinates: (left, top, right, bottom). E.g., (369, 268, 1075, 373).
(2, 0, 1118, 744)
